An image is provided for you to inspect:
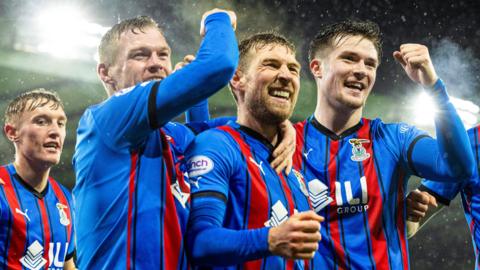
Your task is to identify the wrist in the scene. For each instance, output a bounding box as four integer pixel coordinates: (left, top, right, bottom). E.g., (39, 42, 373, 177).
(424, 78, 449, 105)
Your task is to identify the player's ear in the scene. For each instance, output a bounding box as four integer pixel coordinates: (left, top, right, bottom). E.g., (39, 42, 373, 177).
(4, 123, 19, 142)
(310, 58, 323, 79)
(230, 69, 245, 91)
(97, 63, 116, 87)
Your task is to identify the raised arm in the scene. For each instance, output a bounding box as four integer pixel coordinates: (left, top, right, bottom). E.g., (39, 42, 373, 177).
(89, 10, 238, 149)
(394, 44, 474, 181)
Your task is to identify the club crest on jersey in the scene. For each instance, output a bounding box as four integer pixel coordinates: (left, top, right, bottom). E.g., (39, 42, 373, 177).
(292, 169, 308, 197)
(56, 203, 70, 226)
(349, 138, 370, 162)
(187, 155, 214, 177)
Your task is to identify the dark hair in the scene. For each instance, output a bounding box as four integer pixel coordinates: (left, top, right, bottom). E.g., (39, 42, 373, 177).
(98, 16, 163, 65)
(308, 20, 382, 63)
(238, 31, 296, 70)
(5, 89, 64, 124)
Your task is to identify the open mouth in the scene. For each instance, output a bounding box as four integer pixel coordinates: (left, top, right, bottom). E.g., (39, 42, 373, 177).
(344, 81, 366, 91)
(145, 76, 164, 82)
(268, 88, 291, 100)
(43, 142, 60, 151)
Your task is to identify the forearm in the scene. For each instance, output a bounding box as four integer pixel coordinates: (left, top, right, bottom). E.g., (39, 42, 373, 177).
(188, 196, 271, 266)
(186, 100, 209, 123)
(432, 79, 474, 179)
(187, 116, 236, 134)
(412, 79, 474, 180)
(153, 13, 238, 127)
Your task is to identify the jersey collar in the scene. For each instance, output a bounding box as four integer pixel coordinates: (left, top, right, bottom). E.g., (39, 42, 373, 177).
(8, 164, 49, 199)
(237, 125, 275, 153)
(309, 116, 363, 141)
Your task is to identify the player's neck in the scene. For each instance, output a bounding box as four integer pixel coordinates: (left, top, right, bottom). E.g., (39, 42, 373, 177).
(314, 102, 363, 135)
(237, 114, 279, 145)
(13, 157, 50, 193)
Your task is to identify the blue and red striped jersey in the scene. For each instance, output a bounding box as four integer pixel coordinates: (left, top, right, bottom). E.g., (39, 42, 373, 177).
(421, 125, 480, 270)
(0, 164, 75, 270)
(72, 12, 237, 270)
(74, 100, 193, 270)
(293, 117, 428, 270)
(186, 123, 312, 270)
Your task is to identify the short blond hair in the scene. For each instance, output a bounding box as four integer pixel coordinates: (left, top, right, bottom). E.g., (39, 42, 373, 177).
(98, 16, 163, 65)
(5, 89, 64, 125)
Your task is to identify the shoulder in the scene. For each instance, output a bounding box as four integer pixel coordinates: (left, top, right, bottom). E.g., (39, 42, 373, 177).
(48, 178, 74, 202)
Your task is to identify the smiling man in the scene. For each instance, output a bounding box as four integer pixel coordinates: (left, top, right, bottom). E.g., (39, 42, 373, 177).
(186, 33, 323, 270)
(0, 89, 75, 270)
(72, 8, 238, 269)
(291, 20, 475, 269)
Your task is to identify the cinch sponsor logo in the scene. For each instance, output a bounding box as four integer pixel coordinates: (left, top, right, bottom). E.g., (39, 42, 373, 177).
(20, 241, 69, 270)
(187, 155, 214, 177)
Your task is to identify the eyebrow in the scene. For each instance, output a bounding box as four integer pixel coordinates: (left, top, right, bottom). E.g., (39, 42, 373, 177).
(340, 50, 378, 64)
(33, 113, 67, 121)
(129, 46, 171, 53)
(263, 58, 301, 69)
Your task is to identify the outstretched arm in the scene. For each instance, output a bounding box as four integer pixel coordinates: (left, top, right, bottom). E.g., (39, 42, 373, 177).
(90, 9, 238, 149)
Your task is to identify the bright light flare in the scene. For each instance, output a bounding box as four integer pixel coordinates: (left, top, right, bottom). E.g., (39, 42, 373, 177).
(413, 91, 479, 128)
(34, 6, 108, 59)
(413, 92, 437, 126)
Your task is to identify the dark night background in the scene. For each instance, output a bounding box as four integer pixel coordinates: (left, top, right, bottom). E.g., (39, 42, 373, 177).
(0, 0, 479, 268)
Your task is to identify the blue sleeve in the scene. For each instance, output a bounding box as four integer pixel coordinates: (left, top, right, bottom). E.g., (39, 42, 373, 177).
(419, 180, 462, 206)
(151, 12, 238, 128)
(185, 130, 271, 266)
(88, 13, 238, 150)
(409, 79, 475, 181)
(188, 197, 270, 266)
(186, 116, 236, 134)
(185, 100, 209, 123)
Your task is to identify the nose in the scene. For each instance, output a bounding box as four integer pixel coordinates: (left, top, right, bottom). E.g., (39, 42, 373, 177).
(146, 53, 165, 74)
(353, 61, 367, 80)
(48, 123, 62, 138)
(277, 65, 293, 85)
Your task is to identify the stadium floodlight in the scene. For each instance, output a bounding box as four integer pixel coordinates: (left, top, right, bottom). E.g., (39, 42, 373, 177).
(413, 90, 479, 128)
(34, 6, 108, 60)
(413, 91, 437, 126)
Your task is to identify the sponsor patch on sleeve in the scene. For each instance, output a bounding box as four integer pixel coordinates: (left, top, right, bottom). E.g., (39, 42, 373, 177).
(187, 155, 214, 177)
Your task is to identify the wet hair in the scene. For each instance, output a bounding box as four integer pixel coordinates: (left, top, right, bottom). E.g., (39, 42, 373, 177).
(98, 15, 163, 65)
(308, 20, 382, 63)
(238, 31, 296, 71)
(4, 89, 64, 125)
(229, 32, 296, 102)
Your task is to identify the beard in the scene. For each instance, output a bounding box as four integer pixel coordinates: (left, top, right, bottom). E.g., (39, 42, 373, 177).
(245, 93, 294, 125)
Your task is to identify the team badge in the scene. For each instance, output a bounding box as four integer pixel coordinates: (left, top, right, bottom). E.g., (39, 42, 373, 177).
(349, 138, 370, 162)
(292, 169, 309, 197)
(56, 203, 70, 226)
